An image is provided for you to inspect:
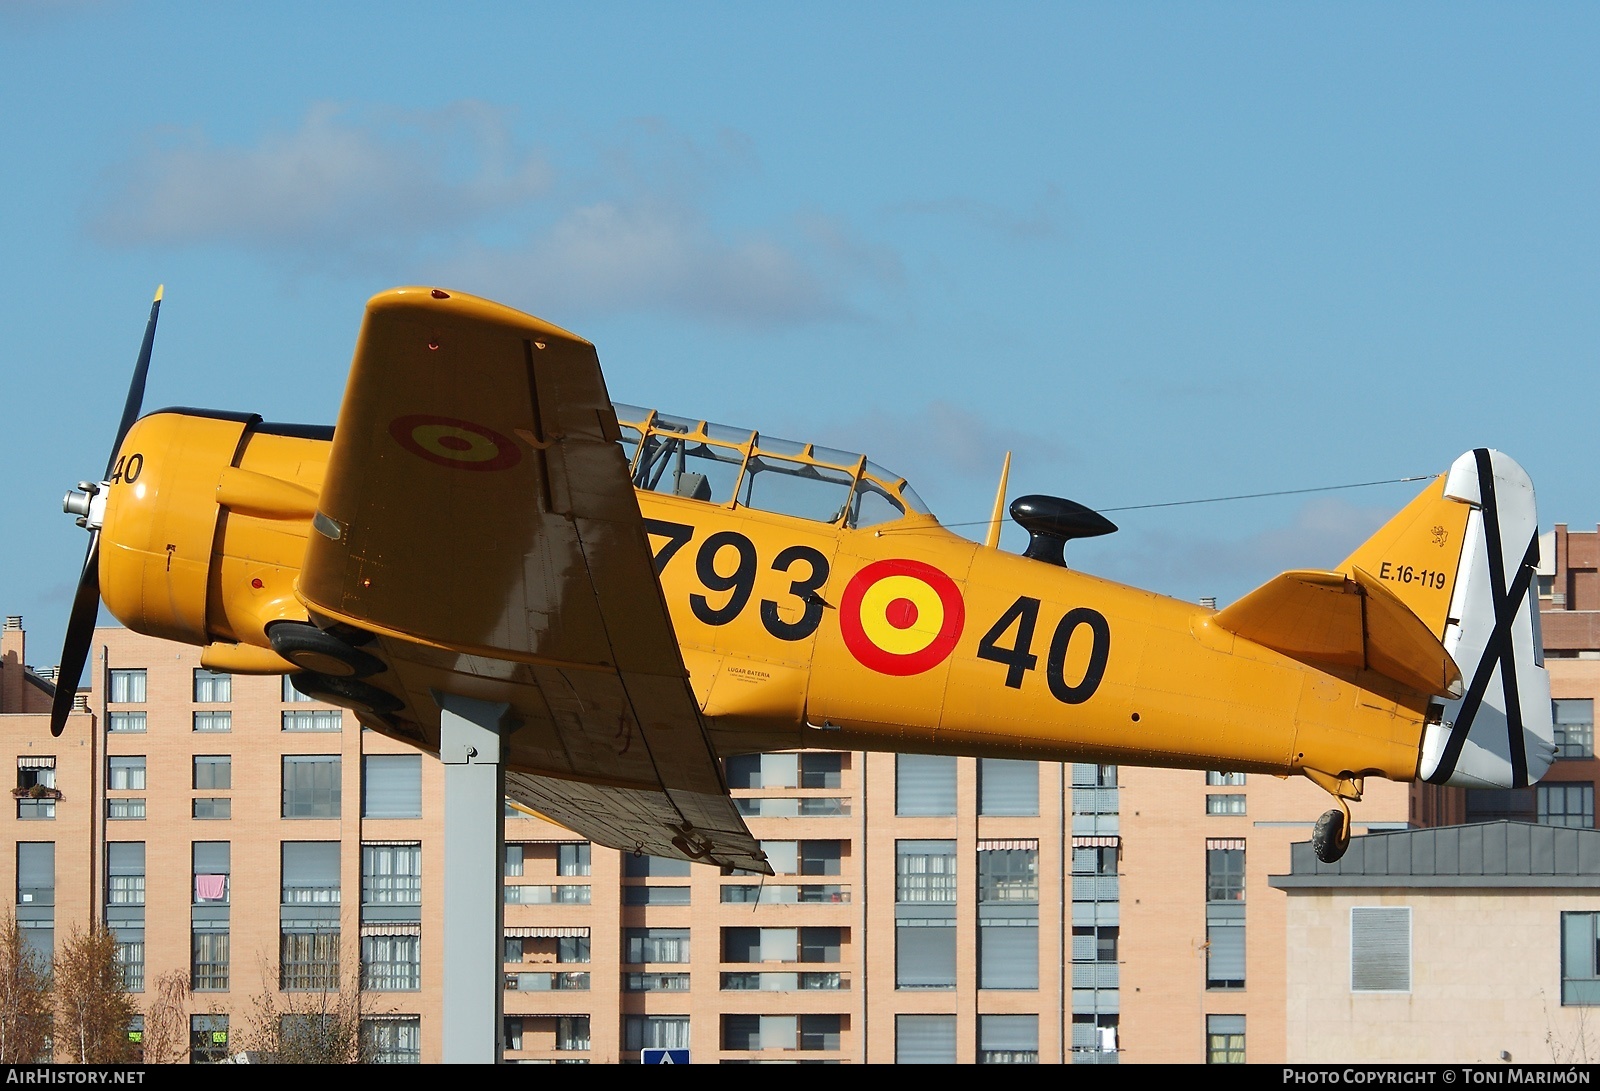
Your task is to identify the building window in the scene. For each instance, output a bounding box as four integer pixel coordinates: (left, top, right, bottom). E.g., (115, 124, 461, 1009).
(16, 842, 54, 909)
(1207, 1014, 1245, 1063)
(361, 934, 421, 991)
(727, 751, 846, 789)
(282, 842, 340, 904)
(16, 757, 54, 793)
(193, 798, 231, 820)
(194, 842, 229, 904)
(1351, 906, 1411, 993)
(1464, 787, 1536, 823)
(503, 844, 523, 877)
(897, 840, 956, 903)
(107, 843, 145, 906)
(1206, 844, 1245, 902)
(979, 843, 1039, 903)
(1071, 1014, 1118, 1061)
(109, 756, 145, 790)
(979, 759, 1040, 816)
(16, 758, 57, 819)
(283, 709, 342, 732)
(107, 798, 146, 820)
(280, 931, 339, 991)
(625, 928, 689, 964)
(1555, 700, 1595, 759)
(283, 676, 315, 702)
(896, 1014, 956, 1063)
(557, 1015, 591, 1051)
(558, 843, 591, 876)
(897, 754, 957, 816)
(110, 669, 146, 703)
(1206, 794, 1247, 815)
(191, 932, 229, 991)
(108, 712, 146, 733)
(624, 1015, 688, 1051)
(759, 840, 844, 876)
(1539, 784, 1595, 829)
(979, 1014, 1039, 1064)
(190, 1015, 228, 1063)
(362, 755, 422, 818)
(624, 854, 692, 878)
(801, 752, 844, 788)
(193, 669, 231, 703)
(979, 920, 1039, 990)
(362, 843, 421, 905)
(282, 756, 341, 818)
(896, 921, 955, 990)
(193, 755, 231, 790)
(1207, 771, 1247, 786)
(1206, 841, 1245, 990)
(115, 939, 144, 992)
(721, 1013, 843, 1052)
(503, 1016, 523, 1051)
(192, 711, 231, 733)
(623, 886, 689, 906)
(362, 1016, 421, 1064)
(1562, 912, 1600, 1004)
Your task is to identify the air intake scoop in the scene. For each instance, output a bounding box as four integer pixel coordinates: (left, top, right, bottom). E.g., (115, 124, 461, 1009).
(1010, 495, 1117, 567)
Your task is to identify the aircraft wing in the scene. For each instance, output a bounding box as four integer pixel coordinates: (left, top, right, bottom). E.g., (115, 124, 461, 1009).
(297, 287, 768, 873)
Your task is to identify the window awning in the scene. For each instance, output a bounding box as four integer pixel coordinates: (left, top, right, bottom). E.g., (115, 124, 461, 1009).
(1072, 836, 1119, 848)
(978, 839, 1039, 852)
(360, 922, 421, 937)
(504, 926, 589, 938)
(16, 757, 55, 769)
(1206, 838, 1246, 850)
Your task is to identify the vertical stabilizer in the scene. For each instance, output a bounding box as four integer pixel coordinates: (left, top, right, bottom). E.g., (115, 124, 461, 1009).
(1413, 450, 1553, 787)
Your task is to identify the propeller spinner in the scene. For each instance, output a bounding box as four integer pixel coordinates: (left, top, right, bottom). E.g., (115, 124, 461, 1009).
(51, 286, 163, 736)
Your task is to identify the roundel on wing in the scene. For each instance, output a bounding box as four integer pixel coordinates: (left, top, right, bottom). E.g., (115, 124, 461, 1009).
(389, 414, 522, 471)
(839, 558, 965, 676)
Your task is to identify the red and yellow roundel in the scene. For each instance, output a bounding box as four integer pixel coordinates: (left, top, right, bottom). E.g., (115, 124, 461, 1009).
(389, 414, 522, 472)
(840, 559, 965, 676)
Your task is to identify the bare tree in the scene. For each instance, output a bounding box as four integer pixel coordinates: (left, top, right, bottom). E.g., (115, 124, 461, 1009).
(0, 911, 51, 1062)
(53, 925, 137, 1064)
(238, 957, 389, 1064)
(139, 970, 193, 1065)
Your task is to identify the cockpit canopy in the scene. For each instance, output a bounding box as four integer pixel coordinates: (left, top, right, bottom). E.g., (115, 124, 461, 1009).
(613, 404, 932, 530)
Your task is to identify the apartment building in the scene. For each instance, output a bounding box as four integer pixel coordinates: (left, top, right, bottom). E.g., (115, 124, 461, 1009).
(0, 611, 1436, 1064)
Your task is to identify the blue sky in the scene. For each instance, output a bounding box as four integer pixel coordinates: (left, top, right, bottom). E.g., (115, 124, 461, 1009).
(2, 3, 1596, 665)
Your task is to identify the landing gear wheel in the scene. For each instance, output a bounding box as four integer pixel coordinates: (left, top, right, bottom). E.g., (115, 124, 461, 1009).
(268, 621, 383, 678)
(289, 671, 403, 715)
(1312, 807, 1351, 864)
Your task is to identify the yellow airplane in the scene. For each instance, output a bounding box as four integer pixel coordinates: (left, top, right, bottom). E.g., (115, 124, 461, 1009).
(54, 286, 1553, 872)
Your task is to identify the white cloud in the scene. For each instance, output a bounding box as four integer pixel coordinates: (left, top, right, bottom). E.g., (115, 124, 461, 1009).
(88, 101, 549, 258)
(439, 199, 855, 325)
(87, 105, 895, 326)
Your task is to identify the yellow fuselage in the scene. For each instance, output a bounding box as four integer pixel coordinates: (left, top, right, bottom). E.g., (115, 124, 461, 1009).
(97, 409, 1425, 791)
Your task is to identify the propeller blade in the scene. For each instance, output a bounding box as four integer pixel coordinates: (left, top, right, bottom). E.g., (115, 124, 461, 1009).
(50, 534, 102, 736)
(104, 285, 162, 479)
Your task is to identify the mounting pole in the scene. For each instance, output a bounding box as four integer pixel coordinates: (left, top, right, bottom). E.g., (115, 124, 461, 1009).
(435, 691, 511, 1064)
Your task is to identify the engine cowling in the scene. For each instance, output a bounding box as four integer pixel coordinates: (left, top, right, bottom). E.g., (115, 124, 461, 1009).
(98, 409, 333, 664)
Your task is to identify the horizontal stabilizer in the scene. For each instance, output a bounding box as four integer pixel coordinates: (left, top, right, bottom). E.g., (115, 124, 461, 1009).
(1213, 568, 1463, 698)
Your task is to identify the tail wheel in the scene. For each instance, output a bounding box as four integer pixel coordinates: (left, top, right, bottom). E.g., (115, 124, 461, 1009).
(288, 671, 403, 715)
(1312, 807, 1351, 864)
(268, 621, 384, 678)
